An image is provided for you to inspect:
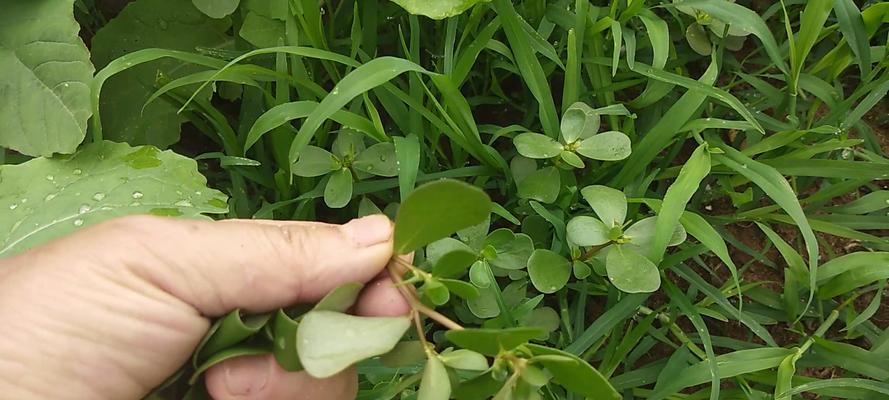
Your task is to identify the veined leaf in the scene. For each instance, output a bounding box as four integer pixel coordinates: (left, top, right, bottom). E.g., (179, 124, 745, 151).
(0, 0, 94, 156)
(0, 141, 228, 257)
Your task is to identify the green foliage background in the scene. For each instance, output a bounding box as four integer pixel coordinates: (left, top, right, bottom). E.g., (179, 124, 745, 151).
(1, 0, 889, 398)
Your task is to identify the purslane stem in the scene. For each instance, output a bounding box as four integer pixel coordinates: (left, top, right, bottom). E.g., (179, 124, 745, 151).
(387, 259, 465, 332)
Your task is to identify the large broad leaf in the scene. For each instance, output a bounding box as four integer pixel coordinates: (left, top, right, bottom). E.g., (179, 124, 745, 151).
(193, 0, 240, 18)
(0, 0, 94, 156)
(393, 179, 492, 254)
(391, 0, 491, 20)
(91, 0, 230, 147)
(296, 310, 410, 378)
(0, 141, 228, 257)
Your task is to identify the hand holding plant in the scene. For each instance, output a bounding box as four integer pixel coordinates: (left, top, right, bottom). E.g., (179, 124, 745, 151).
(0, 214, 404, 400)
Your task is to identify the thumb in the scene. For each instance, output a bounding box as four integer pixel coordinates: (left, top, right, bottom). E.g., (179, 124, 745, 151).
(89, 214, 395, 316)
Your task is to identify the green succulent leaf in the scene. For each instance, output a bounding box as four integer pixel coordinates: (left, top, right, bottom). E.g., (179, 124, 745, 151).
(469, 260, 493, 288)
(0, 0, 94, 156)
(432, 248, 478, 278)
(393, 179, 492, 254)
(439, 349, 489, 371)
(606, 245, 661, 293)
(0, 141, 228, 257)
(445, 327, 545, 356)
(271, 309, 303, 371)
(324, 168, 354, 209)
(297, 311, 411, 378)
(313, 282, 364, 312)
(560, 102, 600, 143)
(575, 131, 632, 161)
(528, 249, 572, 294)
(517, 166, 560, 204)
(560, 151, 586, 168)
(527, 344, 620, 399)
(418, 354, 451, 400)
(567, 216, 610, 246)
(483, 228, 534, 270)
(332, 130, 367, 159)
(194, 310, 271, 365)
(292, 146, 339, 177)
(514, 132, 563, 159)
(579, 185, 627, 228)
(440, 278, 480, 299)
(353, 142, 398, 177)
(423, 278, 451, 306)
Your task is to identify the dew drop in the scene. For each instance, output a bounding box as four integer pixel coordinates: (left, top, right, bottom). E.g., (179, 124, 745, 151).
(20, 198, 27, 203)
(78, 204, 91, 214)
(9, 204, 17, 210)
(330, 87, 340, 95)
(45, 175, 54, 181)
(132, 191, 144, 199)
(73, 219, 84, 227)
(175, 200, 193, 207)
(195, 191, 202, 196)
(92, 192, 106, 201)
(130, 201, 142, 207)
(44, 194, 57, 202)
(740, 164, 748, 169)
(72, 169, 82, 175)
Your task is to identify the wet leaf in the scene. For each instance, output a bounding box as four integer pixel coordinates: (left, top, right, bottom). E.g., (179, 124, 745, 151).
(0, 141, 228, 257)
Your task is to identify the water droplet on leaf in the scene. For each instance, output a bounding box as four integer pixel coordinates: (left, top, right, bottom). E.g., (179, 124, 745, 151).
(132, 191, 144, 199)
(73, 219, 84, 227)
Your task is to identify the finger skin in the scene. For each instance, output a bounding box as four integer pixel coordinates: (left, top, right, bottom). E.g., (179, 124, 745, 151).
(0, 214, 395, 400)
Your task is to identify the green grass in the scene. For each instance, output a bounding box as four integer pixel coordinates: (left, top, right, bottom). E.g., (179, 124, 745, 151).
(4, 0, 889, 398)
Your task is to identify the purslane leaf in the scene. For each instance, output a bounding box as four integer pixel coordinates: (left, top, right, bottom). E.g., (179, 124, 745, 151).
(393, 179, 492, 254)
(297, 311, 411, 378)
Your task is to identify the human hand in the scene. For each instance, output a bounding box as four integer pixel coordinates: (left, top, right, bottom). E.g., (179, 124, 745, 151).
(0, 214, 409, 400)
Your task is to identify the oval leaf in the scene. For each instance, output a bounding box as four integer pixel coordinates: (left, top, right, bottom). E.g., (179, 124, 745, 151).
(576, 131, 632, 161)
(606, 245, 660, 293)
(514, 132, 563, 159)
(418, 355, 451, 400)
(567, 216, 610, 246)
(297, 311, 411, 378)
(393, 179, 492, 254)
(528, 249, 572, 294)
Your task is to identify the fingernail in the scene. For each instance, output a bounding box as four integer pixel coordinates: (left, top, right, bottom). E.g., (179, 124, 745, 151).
(224, 355, 270, 396)
(341, 215, 393, 247)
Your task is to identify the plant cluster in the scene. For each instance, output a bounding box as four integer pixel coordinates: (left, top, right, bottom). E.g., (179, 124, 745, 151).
(2, 0, 889, 399)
